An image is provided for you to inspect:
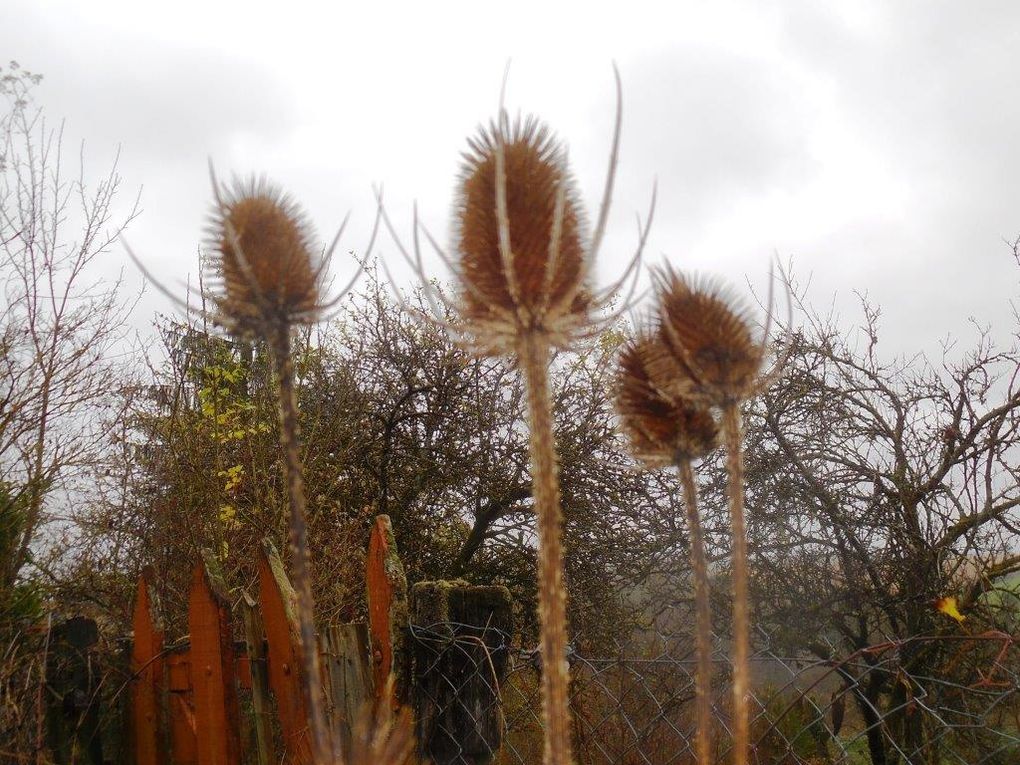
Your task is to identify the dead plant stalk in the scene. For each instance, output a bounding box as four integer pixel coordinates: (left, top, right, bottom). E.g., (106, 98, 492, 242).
(269, 323, 333, 765)
(722, 403, 749, 765)
(520, 333, 573, 765)
(679, 461, 713, 765)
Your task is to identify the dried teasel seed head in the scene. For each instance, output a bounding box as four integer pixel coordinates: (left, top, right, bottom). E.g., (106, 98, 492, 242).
(651, 265, 765, 406)
(205, 176, 322, 335)
(616, 333, 718, 467)
(454, 115, 591, 352)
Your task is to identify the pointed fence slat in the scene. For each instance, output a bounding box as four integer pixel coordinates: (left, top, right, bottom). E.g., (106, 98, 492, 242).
(366, 514, 409, 709)
(258, 539, 314, 764)
(188, 550, 242, 765)
(131, 568, 165, 765)
(123, 522, 419, 764)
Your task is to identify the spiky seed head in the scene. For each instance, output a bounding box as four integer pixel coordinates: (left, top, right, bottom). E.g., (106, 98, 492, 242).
(616, 333, 718, 467)
(454, 115, 591, 353)
(205, 177, 322, 336)
(651, 265, 764, 406)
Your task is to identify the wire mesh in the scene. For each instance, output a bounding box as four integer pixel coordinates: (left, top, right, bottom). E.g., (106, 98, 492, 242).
(410, 620, 513, 764)
(407, 622, 1019, 765)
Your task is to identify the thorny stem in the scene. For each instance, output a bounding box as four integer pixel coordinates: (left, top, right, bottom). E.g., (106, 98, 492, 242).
(722, 403, 750, 765)
(270, 325, 334, 765)
(519, 332, 574, 765)
(678, 460, 713, 765)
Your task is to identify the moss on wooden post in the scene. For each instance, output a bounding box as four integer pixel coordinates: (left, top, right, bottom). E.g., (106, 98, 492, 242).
(258, 539, 314, 764)
(410, 580, 513, 765)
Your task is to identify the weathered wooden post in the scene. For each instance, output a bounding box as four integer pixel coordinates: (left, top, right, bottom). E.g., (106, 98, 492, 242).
(131, 568, 165, 765)
(46, 617, 103, 765)
(188, 550, 242, 765)
(321, 622, 375, 757)
(410, 580, 513, 765)
(240, 591, 277, 765)
(366, 514, 409, 709)
(258, 538, 314, 764)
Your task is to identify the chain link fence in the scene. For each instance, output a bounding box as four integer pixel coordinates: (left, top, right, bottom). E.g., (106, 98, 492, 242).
(408, 622, 1019, 765)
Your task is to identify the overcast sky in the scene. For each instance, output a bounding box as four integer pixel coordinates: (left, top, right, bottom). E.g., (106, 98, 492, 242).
(4, 0, 1019, 359)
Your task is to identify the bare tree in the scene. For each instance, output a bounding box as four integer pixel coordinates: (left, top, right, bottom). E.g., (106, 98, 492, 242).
(0, 61, 138, 599)
(732, 285, 1020, 764)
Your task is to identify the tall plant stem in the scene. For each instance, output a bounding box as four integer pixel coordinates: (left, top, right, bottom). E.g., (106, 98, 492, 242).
(722, 403, 749, 765)
(519, 332, 574, 765)
(678, 460, 713, 765)
(271, 325, 334, 765)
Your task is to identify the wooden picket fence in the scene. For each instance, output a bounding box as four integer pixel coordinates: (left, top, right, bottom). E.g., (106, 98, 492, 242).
(128, 515, 408, 765)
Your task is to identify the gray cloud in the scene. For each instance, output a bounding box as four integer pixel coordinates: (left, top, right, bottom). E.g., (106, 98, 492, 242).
(774, 2, 1020, 350)
(2, 0, 1018, 358)
(622, 45, 816, 216)
(3, 8, 296, 160)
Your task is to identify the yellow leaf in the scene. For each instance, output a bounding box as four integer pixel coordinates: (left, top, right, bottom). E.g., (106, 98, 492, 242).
(935, 596, 965, 623)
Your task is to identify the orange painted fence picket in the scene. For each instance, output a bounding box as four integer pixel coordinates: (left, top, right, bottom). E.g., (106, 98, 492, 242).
(130, 569, 164, 765)
(366, 514, 409, 709)
(166, 649, 197, 765)
(257, 538, 314, 765)
(188, 550, 242, 765)
(127, 517, 404, 764)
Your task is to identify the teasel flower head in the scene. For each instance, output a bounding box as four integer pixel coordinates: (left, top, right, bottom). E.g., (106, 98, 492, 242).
(616, 332, 718, 467)
(454, 115, 591, 354)
(651, 265, 765, 407)
(204, 176, 325, 337)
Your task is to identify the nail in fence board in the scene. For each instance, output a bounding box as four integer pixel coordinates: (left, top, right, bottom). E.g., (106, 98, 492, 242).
(366, 514, 409, 709)
(188, 550, 242, 765)
(257, 538, 314, 764)
(131, 569, 165, 765)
